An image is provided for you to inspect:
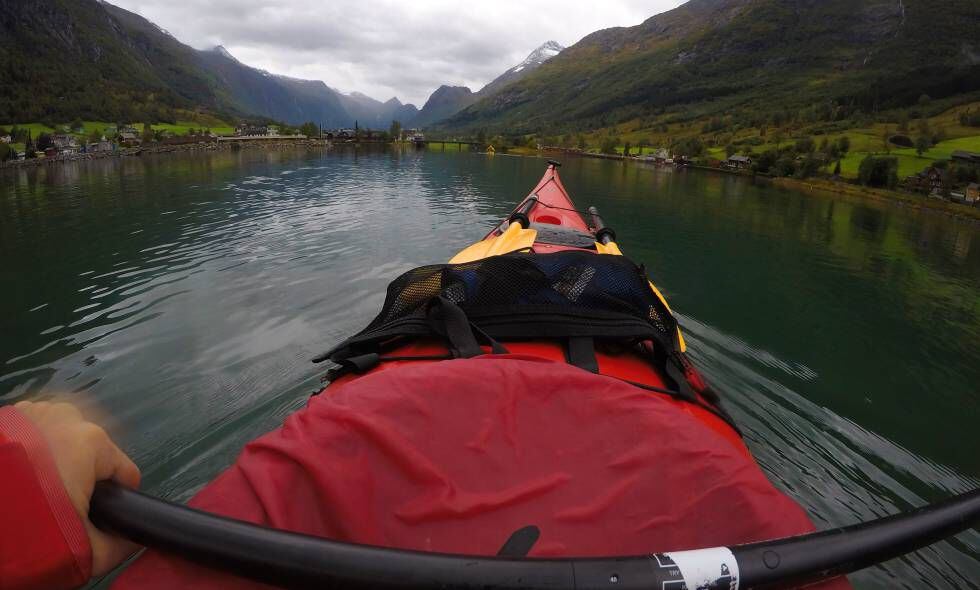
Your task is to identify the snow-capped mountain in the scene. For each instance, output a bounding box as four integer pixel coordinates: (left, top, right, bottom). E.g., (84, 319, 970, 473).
(508, 40, 564, 75)
(477, 41, 564, 98)
(413, 40, 566, 127)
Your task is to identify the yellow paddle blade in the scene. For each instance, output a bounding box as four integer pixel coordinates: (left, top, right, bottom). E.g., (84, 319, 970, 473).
(595, 241, 623, 255)
(449, 223, 538, 264)
(596, 239, 687, 352)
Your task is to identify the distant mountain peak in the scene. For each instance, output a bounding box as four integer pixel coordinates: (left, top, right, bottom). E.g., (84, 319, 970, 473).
(510, 41, 564, 73)
(212, 45, 238, 61)
(433, 85, 472, 95)
(471, 40, 565, 101)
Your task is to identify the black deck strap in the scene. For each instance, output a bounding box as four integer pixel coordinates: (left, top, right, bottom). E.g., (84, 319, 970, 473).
(643, 343, 697, 405)
(427, 297, 483, 358)
(426, 297, 509, 358)
(496, 526, 540, 558)
(321, 353, 381, 383)
(379, 354, 455, 362)
(471, 324, 509, 355)
(565, 337, 599, 373)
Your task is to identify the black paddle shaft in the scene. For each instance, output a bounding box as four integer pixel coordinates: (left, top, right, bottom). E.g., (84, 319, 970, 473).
(90, 482, 980, 590)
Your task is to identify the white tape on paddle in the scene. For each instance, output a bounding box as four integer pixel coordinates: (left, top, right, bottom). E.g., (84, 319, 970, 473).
(656, 547, 740, 590)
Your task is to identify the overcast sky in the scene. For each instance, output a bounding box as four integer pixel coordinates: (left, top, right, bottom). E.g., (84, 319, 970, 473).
(109, 0, 686, 105)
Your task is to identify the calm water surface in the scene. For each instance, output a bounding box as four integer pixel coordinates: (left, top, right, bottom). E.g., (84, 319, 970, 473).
(1, 149, 978, 588)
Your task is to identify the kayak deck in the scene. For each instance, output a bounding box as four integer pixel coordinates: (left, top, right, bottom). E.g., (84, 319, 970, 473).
(414, 162, 747, 455)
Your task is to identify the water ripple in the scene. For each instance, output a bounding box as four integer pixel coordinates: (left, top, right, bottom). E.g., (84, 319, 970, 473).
(1, 150, 977, 589)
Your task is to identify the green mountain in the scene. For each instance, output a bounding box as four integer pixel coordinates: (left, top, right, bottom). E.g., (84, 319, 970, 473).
(0, 0, 232, 123)
(0, 0, 405, 127)
(338, 93, 419, 129)
(197, 46, 351, 127)
(444, 0, 980, 133)
(413, 86, 477, 127)
(413, 41, 565, 128)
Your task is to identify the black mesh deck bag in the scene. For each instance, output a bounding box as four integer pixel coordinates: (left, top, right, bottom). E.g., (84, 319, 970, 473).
(315, 251, 735, 430)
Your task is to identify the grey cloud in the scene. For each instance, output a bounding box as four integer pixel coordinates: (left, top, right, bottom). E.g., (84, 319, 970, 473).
(111, 0, 685, 104)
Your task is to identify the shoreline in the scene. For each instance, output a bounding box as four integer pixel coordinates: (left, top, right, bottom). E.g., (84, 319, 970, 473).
(0, 138, 334, 171)
(8, 140, 979, 223)
(530, 148, 980, 224)
(768, 177, 980, 224)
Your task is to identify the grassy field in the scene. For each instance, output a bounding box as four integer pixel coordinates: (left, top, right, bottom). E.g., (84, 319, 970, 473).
(573, 100, 980, 181)
(830, 133, 980, 178)
(2, 118, 236, 139)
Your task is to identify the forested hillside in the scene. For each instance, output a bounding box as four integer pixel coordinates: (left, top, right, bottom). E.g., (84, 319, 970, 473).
(445, 0, 980, 134)
(0, 0, 233, 123)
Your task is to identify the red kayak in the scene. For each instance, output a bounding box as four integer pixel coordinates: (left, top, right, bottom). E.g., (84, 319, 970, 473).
(110, 161, 861, 589)
(445, 160, 744, 451)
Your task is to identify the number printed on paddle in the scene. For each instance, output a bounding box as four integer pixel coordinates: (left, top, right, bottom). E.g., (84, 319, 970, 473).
(653, 548, 739, 590)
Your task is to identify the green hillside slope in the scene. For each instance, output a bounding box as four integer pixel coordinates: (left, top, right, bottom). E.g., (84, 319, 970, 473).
(0, 0, 233, 123)
(445, 0, 980, 134)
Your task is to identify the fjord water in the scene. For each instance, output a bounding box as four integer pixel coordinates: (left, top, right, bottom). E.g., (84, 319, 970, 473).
(1, 149, 978, 588)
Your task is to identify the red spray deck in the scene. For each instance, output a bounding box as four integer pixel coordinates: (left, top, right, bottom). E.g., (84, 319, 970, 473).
(91, 162, 980, 590)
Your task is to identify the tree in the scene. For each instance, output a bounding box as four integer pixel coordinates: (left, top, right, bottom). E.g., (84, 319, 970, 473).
(671, 136, 705, 158)
(476, 128, 487, 145)
(623, 141, 632, 157)
(389, 120, 402, 141)
(833, 160, 842, 176)
(796, 156, 821, 179)
(36, 133, 53, 152)
(775, 156, 797, 177)
(725, 144, 737, 158)
(576, 134, 587, 150)
(837, 136, 851, 155)
(915, 134, 931, 156)
(142, 122, 155, 143)
(795, 136, 815, 154)
(0, 143, 12, 162)
(857, 156, 899, 188)
(599, 135, 619, 155)
(881, 130, 891, 154)
(299, 121, 319, 137)
(916, 117, 931, 136)
(752, 150, 778, 174)
(897, 111, 910, 134)
(772, 129, 784, 149)
(24, 132, 35, 158)
(70, 118, 84, 132)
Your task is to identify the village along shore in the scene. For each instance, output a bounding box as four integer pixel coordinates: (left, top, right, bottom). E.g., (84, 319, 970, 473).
(523, 145, 980, 224)
(0, 136, 335, 171)
(5, 130, 978, 224)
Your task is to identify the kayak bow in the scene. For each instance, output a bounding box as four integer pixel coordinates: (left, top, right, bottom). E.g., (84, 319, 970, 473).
(90, 161, 979, 589)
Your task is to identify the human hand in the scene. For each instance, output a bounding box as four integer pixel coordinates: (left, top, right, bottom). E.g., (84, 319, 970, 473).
(14, 401, 142, 577)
